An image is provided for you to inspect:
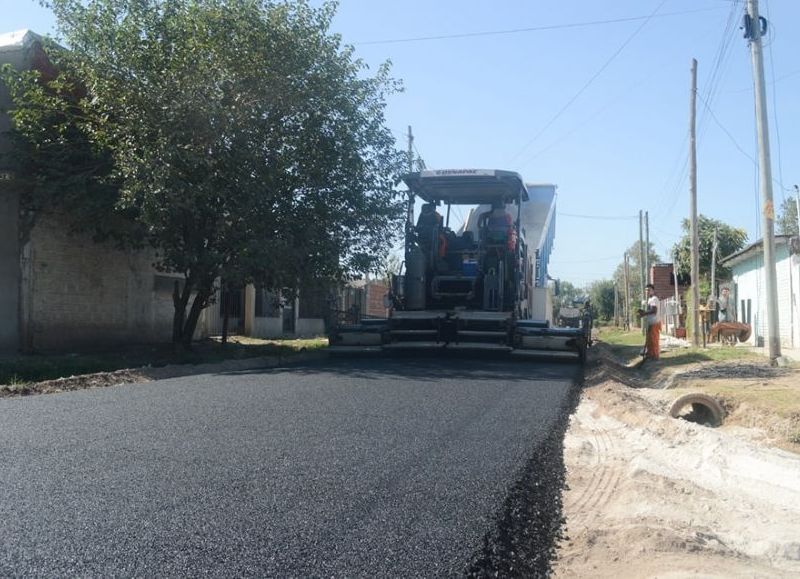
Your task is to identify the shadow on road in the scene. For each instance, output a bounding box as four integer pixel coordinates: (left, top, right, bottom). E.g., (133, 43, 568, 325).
(224, 353, 585, 385)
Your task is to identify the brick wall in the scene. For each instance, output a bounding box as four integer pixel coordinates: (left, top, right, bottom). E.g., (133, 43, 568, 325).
(24, 212, 189, 351)
(650, 263, 688, 300)
(364, 281, 389, 318)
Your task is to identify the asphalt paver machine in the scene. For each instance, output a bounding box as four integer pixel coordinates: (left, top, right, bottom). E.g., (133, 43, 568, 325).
(329, 169, 588, 361)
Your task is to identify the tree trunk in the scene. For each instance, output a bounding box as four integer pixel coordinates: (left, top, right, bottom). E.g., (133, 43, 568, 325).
(172, 278, 191, 345)
(181, 288, 210, 348)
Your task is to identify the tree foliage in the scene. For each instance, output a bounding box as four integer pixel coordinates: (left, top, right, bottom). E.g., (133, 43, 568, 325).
(777, 195, 799, 236)
(672, 215, 747, 282)
(553, 280, 584, 310)
(588, 279, 615, 321)
(1, 56, 138, 244)
(10, 0, 405, 345)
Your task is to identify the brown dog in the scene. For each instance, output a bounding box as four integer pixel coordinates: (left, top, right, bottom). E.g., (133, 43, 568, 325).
(710, 322, 752, 345)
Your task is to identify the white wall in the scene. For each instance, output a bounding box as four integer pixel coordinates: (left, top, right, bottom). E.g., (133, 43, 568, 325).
(253, 317, 282, 338)
(732, 247, 797, 348)
(296, 318, 325, 337)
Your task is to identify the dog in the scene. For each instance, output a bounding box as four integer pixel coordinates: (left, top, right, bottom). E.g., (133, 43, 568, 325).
(709, 322, 752, 345)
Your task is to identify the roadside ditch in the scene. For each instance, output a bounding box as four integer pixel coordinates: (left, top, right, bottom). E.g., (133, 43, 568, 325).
(553, 343, 800, 578)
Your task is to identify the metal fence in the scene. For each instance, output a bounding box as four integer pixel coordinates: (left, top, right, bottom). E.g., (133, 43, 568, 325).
(659, 297, 682, 336)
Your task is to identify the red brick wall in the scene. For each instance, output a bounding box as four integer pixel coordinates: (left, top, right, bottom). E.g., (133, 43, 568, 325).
(364, 281, 389, 318)
(651, 263, 688, 300)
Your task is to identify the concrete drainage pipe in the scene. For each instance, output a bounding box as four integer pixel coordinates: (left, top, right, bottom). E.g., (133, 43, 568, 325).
(669, 393, 725, 427)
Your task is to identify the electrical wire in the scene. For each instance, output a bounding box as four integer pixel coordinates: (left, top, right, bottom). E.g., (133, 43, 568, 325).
(651, 0, 740, 223)
(696, 91, 793, 193)
(355, 6, 725, 46)
(511, 0, 670, 163)
(764, 0, 786, 204)
(558, 212, 639, 220)
(696, 0, 740, 149)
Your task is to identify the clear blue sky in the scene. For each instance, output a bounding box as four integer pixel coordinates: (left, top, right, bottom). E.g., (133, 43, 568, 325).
(6, 0, 800, 288)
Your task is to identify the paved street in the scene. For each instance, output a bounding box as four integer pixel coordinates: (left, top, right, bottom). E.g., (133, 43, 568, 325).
(0, 357, 581, 577)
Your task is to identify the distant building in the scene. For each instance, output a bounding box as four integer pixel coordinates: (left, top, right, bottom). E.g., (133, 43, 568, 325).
(719, 235, 799, 348)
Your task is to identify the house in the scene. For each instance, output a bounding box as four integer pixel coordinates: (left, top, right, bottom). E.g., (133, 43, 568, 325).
(1, 29, 334, 352)
(719, 235, 800, 348)
(649, 262, 690, 336)
(1, 30, 207, 353)
(202, 283, 331, 339)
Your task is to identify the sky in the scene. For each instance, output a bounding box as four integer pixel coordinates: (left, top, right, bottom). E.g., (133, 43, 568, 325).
(4, 0, 800, 288)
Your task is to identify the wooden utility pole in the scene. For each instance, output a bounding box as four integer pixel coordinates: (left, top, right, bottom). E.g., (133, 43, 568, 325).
(689, 58, 700, 346)
(710, 227, 719, 301)
(795, 184, 800, 235)
(407, 125, 414, 172)
(645, 211, 650, 285)
(405, 126, 416, 259)
(746, 0, 781, 363)
(624, 251, 631, 330)
(638, 210, 645, 327)
(673, 250, 681, 338)
(614, 284, 619, 327)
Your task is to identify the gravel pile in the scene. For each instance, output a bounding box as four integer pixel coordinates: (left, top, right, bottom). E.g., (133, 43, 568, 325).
(676, 362, 790, 380)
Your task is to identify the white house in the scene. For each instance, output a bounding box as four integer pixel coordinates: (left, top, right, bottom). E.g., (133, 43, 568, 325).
(719, 235, 800, 348)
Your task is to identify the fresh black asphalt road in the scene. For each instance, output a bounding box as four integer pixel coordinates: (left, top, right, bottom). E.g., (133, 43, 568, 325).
(0, 356, 581, 577)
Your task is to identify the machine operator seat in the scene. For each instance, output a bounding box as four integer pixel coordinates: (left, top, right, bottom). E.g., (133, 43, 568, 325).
(479, 204, 516, 251)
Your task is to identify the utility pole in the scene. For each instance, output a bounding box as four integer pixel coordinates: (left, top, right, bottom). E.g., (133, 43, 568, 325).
(405, 126, 416, 260)
(407, 125, 414, 173)
(746, 0, 781, 363)
(710, 227, 719, 300)
(689, 58, 700, 346)
(614, 284, 619, 327)
(638, 210, 645, 325)
(624, 251, 631, 331)
(645, 211, 650, 285)
(794, 185, 800, 235)
(673, 250, 681, 338)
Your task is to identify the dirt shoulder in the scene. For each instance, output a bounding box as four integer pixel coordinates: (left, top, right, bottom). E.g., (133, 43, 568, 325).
(553, 336, 800, 578)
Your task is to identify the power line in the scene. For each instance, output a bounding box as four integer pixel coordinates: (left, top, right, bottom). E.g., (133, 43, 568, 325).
(651, 1, 740, 222)
(355, 6, 724, 45)
(728, 67, 800, 93)
(764, 0, 786, 203)
(555, 255, 621, 264)
(558, 212, 639, 220)
(696, 91, 793, 192)
(512, 0, 670, 162)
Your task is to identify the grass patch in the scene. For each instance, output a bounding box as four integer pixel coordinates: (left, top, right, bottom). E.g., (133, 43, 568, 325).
(597, 326, 761, 367)
(0, 336, 328, 385)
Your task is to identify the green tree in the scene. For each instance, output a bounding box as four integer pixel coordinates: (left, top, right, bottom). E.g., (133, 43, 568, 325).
(777, 195, 799, 236)
(672, 215, 747, 284)
(588, 279, 615, 321)
(11, 0, 405, 346)
(0, 57, 139, 245)
(553, 280, 584, 311)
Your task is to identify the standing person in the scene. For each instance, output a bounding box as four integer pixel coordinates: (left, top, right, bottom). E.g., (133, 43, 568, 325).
(638, 283, 661, 360)
(717, 287, 735, 322)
